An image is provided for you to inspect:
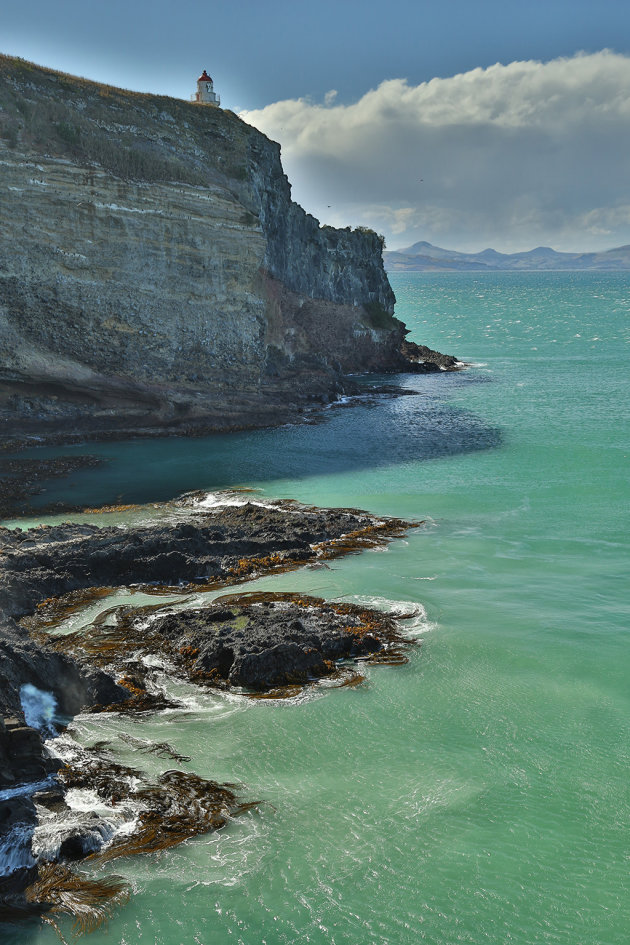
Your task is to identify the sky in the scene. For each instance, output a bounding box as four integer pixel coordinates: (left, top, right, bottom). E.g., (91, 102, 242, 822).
(4, 0, 630, 252)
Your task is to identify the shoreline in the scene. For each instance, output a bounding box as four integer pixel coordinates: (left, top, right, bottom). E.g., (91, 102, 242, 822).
(0, 357, 458, 928)
(0, 407, 335, 523)
(0, 353, 459, 458)
(0, 366, 462, 524)
(0, 492, 420, 927)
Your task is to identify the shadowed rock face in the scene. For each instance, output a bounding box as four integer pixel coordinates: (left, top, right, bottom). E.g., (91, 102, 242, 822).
(0, 56, 411, 442)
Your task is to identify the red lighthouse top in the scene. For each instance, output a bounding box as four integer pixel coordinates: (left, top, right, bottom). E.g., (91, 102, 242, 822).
(198, 70, 213, 83)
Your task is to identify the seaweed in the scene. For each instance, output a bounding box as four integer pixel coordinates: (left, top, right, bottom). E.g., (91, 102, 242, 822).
(249, 684, 305, 700)
(312, 519, 423, 561)
(58, 748, 258, 861)
(227, 552, 288, 577)
(25, 587, 115, 632)
(59, 756, 144, 803)
(93, 769, 258, 862)
(361, 650, 409, 665)
(333, 672, 367, 688)
(118, 733, 191, 763)
(86, 740, 112, 752)
(24, 863, 129, 935)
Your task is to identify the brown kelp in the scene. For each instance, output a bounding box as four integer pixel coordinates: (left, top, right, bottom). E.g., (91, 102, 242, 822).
(8, 743, 259, 933)
(312, 517, 423, 561)
(24, 864, 129, 936)
(117, 733, 191, 763)
(93, 769, 258, 862)
(58, 746, 258, 863)
(28, 587, 116, 632)
(59, 755, 145, 804)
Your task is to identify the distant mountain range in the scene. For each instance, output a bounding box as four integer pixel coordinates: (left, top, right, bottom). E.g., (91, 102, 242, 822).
(384, 241, 630, 272)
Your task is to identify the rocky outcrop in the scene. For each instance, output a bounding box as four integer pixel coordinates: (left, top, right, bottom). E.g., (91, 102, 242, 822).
(401, 340, 461, 371)
(0, 604, 125, 719)
(0, 717, 55, 789)
(0, 496, 414, 904)
(0, 56, 418, 442)
(0, 501, 402, 616)
(148, 595, 403, 690)
(0, 498, 413, 724)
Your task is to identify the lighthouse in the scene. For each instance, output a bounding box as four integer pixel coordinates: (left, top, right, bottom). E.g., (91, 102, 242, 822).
(192, 70, 220, 106)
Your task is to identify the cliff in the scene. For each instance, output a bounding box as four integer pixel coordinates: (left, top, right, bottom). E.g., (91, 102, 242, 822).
(0, 56, 411, 442)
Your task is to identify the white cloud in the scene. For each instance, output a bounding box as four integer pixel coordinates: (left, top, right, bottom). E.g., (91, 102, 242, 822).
(240, 51, 630, 252)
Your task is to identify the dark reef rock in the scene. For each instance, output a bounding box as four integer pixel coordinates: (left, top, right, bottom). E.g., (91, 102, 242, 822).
(401, 340, 461, 371)
(0, 502, 405, 618)
(145, 594, 400, 690)
(0, 498, 408, 836)
(34, 591, 410, 708)
(0, 499, 410, 714)
(0, 719, 54, 787)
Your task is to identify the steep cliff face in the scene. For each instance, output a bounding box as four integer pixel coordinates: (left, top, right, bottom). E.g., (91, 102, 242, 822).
(245, 131, 395, 309)
(0, 56, 406, 440)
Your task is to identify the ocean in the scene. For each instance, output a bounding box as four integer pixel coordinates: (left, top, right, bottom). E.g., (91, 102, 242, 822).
(4, 270, 630, 944)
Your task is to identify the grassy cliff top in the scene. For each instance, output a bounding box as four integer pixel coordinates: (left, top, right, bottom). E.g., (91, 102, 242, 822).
(0, 54, 262, 186)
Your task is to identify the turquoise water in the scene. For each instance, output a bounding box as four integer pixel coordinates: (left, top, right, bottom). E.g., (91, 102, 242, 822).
(4, 271, 630, 944)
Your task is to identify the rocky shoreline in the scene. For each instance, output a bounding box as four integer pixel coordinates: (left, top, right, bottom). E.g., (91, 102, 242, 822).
(0, 494, 419, 929)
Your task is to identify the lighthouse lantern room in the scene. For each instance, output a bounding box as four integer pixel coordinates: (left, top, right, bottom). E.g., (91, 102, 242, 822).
(192, 70, 220, 106)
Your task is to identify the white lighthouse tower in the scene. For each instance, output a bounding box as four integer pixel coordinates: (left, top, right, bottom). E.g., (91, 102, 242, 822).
(192, 70, 220, 106)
